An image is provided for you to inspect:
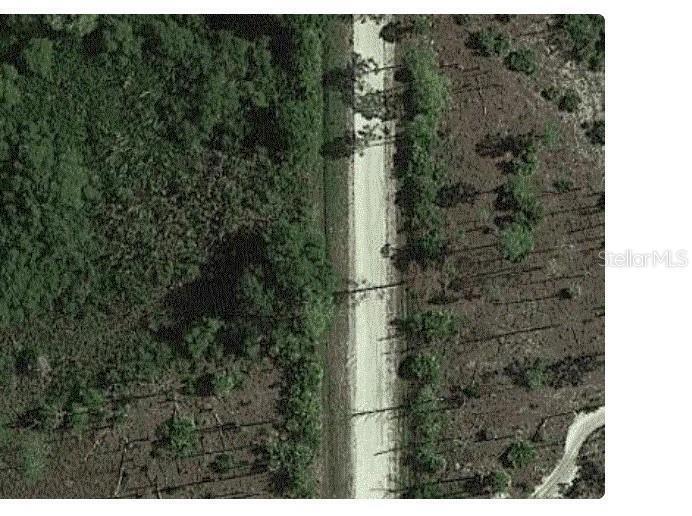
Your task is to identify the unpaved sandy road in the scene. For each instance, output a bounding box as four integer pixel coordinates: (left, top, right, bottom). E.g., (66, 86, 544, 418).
(532, 406, 605, 498)
(349, 16, 398, 499)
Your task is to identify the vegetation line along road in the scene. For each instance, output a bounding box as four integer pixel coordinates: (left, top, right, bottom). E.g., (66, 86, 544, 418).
(350, 15, 399, 499)
(532, 406, 605, 498)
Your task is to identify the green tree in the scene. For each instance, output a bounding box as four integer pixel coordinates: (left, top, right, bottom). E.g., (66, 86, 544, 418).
(468, 28, 510, 57)
(399, 310, 461, 342)
(559, 90, 581, 112)
(500, 223, 535, 262)
(21, 38, 54, 78)
(505, 440, 536, 468)
(505, 48, 537, 75)
(158, 416, 198, 457)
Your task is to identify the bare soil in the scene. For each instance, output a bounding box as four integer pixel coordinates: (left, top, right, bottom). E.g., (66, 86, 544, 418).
(396, 14, 604, 498)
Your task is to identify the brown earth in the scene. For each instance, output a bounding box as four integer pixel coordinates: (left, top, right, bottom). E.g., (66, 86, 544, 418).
(0, 363, 280, 498)
(396, 14, 604, 498)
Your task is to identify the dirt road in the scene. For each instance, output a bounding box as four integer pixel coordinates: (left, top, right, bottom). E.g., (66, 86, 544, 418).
(532, 406, 605, 498)
(349, 16, 398, 499)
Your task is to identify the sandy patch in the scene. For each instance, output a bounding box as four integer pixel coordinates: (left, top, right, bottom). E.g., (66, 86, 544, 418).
(532, 406, 605, 498)
(349, 15, 399, 499)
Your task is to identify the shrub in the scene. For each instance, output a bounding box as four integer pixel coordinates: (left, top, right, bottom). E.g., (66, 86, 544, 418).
(505, 440, 536, 468)
(183, 317, 225, 360)
(20, 38, 54, 78)
(18, 433, 48, 483)
(401, 45, 450, 119)
(462, 382, 481, 399)
(43, 15, 99, 37)
(210, 453, 233, 474)
(541, 86, 559, 101)
(411, 442, 446, 474)
(487, 470, 511, 494)
(158, 416, 198, 457)
(505, 174, 543, 228)
(585, 119, 605, 145)
(558, 15, 605, 70)
(542, 120, 561, 149)
(398, 310, 461, 342)
(505, 48, 537, 75)
(468, 28, 511, 57)
(559, 90, 581, 112)
(500, 223, 534, 262)
(405, 482, 442, 498)
(553, 172, 574, 193)
(400, 353, 440, 384)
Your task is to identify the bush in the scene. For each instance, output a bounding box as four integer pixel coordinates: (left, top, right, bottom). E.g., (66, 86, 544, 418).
(398, 310, 461, 342)
(541, 86, 559, 101)
(505, 48, 537, 75)
(553, 172, 574, 193)
(558, 15, 605, 70)
(468, 28, 510, 57)
(43, 15, 99, 37)
(400, 353, 440, 384)
(487, 470, 511, 494)
(542, 120, 561, 149)
(500, 223, 535, 262)
(158, 416, 198, 457)
(20, 38, 54, 78)
(18, 433, 48, 483)
(183, 317, 224, 360)
(505, 440, 536, 468)
(585, 119, 605, 145)
(411, 442, 446, 474)
(398, 44, 450, 265)
(210, 453, 233, 474)
(559, 90, 581, 112)
(505, 174, 543, 228)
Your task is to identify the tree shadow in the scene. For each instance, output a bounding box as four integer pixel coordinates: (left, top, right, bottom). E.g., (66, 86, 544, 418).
(156, 230, 264, 353)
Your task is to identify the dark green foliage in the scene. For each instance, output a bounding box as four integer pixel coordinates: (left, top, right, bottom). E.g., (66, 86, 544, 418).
(400, 353, 440, 384)
(398, 45, 450, 264)
(498, 134, 548, 263)
(487, 470, 511, 494)
(411, 441, 446, 474)
(65, 383, 106, 431)
(0, 15, 282, 326)
(558, 15, 605, 70)
(405, 482, 442, 498)
(398, 310, 461, 343)
(505, 440, 536, 468)
(0, 14, 335, 497)
(401, 46, 449, 121)
(559, 90, 582, 112)
(505, 48, 538, 75)
(183, 317, 224, 360)
(511, 358, 548, 390)
(585, 119, 605, 145)
(542, 120, 561, 149)
(468, 28, 510, 57)
(505, 174, 544, 228)
(541, 86, 559, 101)
(268, 439, 315, 498)
(43, 15, 99, 37)
(553, 171, 574, 193)
(500, 223, 535, 263)
(158, 416, 198, 457)
(462, 382, 481, 399)
(210, 453, 233, 474)
(18, 433, 49, 483)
